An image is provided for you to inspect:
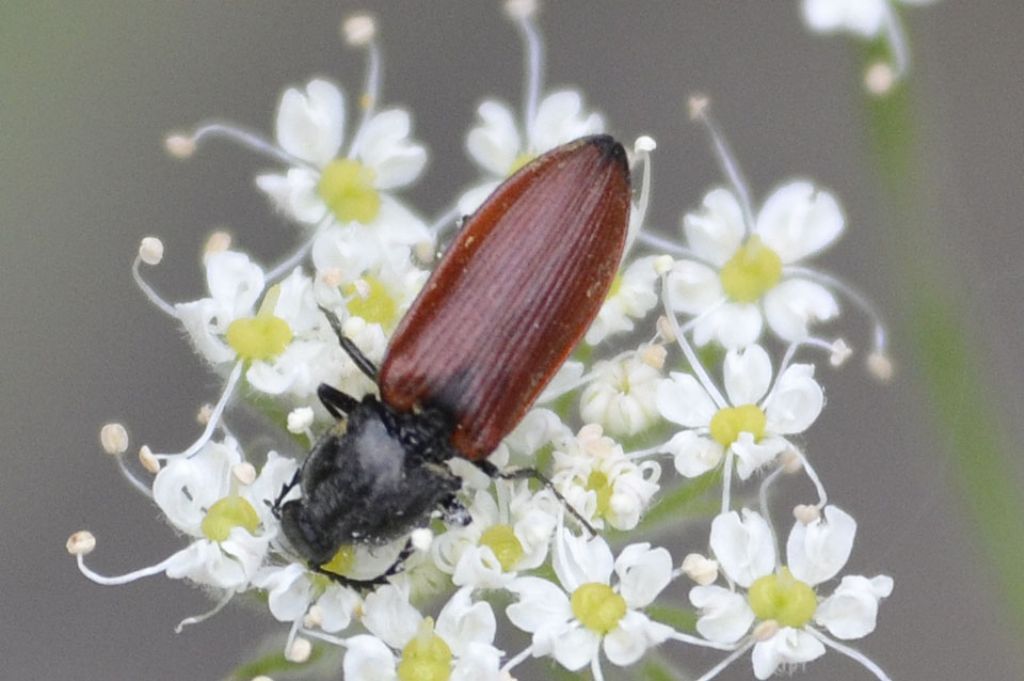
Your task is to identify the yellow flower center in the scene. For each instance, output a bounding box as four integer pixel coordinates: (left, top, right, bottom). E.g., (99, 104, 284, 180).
(508, 152, 535, 174)
(320, 545, 357, 576)
(570, 582, 627, 635)
(709, 404, 766, 447)
(226, 283, 293, 361)
(719, 236, 782, 303)
(345, 275, 399, 328)
(201, 495, 260, 542)
(397, 618, 452, 681)
(586, 470, 614, 519)
(748, 567, 817, 628)
(479, 524, 525, 571)
(317, 158, 380, 224)
(226, 316, 293, 361)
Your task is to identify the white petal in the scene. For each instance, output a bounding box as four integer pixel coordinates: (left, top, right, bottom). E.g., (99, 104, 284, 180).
(656, 372, 717, 428)
(276, 79, 345, 167)
(538, 362, 585, 403)
(690, 585, 756, 644)
(466, 100, 521, 175)
(764, 364, 824, 435)
(724, 344, 773, 405)
(456, 180, 502, 216)
(528, 90, 604, 153)
(452, 545, 512, 590)
(693, 303, 763, 349)
(257, 167, 324, 224)
(815, 574, 893, 639)
(801, 0, 887, 37)
(666, 260, 723, 315)
(252, 563, 312, 622)
(245, 341, 327, 397)
(666, 431, 724, 477)
(763, 278, 840, 341)
(436, 588, 497, 655)
(732, 433, 787, 480)
(550, 626, 601, 671)
(506, 577, 572, 633)
(615, 543, 673, 608)
(254, 173, 294, 215)
(554, 532, 615, 590)
(356, 108, 427, 189)
(153, 440, 239, 533)
(751, 628, 826, 680)
(370, 196, 432, 248)
(317, 584, 362, 633)
(683, 188, 746, 266)
(450, 642, 503, 681)
(603, 611, 673, 666)
(503, 408, 568, 456)
(787, 505, 857, 586)
(245, 451, 300, 527)
(710, 509, 776, 587)
(362, 584, 421, 649)
(205, 250, 265, 317)
(755, 181, 844, 264)
(175, 299, 235, 364)
(342, 635, 398, 681)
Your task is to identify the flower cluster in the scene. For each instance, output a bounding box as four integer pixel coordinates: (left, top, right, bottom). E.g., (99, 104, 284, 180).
(70, 4, 916, 681)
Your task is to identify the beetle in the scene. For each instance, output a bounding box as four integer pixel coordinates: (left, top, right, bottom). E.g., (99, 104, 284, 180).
(273, 135, 631, 588)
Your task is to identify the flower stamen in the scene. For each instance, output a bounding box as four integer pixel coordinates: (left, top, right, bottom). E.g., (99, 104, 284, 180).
(688, 94, 756, 234)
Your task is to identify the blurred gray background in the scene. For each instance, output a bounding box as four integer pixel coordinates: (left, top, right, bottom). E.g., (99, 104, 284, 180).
(2, 2, 1023, 680)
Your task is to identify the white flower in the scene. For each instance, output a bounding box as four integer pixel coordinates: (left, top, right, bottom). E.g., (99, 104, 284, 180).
(149, 438, 276, 590)
(175, 251, 336, 400)
(668, 182, 843, 348)
(505, 532, 675, 679)
(580, 353, 662, 438)
(655, 344, 824, 483)
(344, 585, 503, 681)
(175, 250, 268, 365)
(459, 91, 605, 214)
(586, 256, 661, 345)
(255, 79, 429, 247)
(74, 438, 278, 605)
(552, 425, 661, 531)
(689, 506, 894, 680)
(431, 482, 558, 590)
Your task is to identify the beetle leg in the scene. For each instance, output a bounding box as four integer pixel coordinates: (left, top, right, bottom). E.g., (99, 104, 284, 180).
(312, 538, 415, 591)
(474, 461, 598, 538)
(318, 305, 379, 382)
(317, 383, 360, 418)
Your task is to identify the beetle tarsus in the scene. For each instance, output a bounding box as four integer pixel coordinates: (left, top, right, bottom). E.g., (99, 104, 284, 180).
(439, 493, 472, 527)
(270, 469, 301, 519)
(319, 305, 379, 382)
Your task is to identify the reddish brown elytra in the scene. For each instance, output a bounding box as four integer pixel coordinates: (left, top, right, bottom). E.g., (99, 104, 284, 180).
(276, 135, 631, 588)
(382, 134, 631, 459)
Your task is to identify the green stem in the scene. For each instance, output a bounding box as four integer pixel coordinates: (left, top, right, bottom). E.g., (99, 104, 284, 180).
(860, 39, 1024, 639)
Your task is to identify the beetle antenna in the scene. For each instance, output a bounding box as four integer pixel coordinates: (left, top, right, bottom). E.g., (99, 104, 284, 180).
(318, 305, 379, 381)
(477, 461, 597, 537)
